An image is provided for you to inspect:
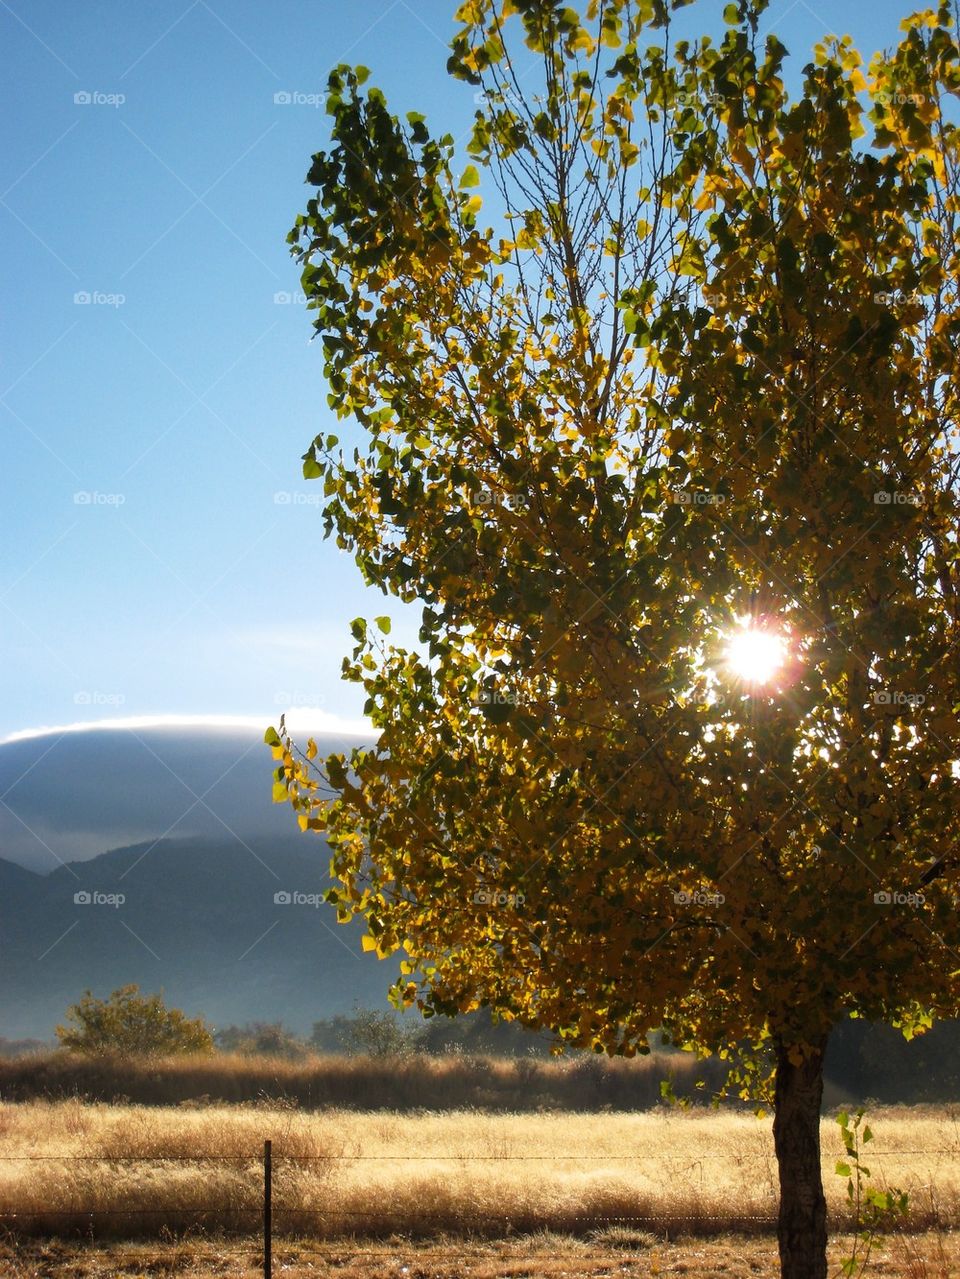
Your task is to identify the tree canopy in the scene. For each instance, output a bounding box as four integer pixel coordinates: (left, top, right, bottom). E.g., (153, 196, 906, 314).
(271, 2, 960, 1271)
(56, 985, 214, 1056)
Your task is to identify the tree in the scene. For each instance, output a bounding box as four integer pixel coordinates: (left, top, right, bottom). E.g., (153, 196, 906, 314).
(214, 1021, 307, 1057)
(56, 985, 214, 1056)
(334, 1003, 424, 1056)
(271, 2, 960, 1274)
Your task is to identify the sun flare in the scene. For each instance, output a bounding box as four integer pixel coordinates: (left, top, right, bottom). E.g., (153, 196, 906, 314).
(724, 624, 789, 686)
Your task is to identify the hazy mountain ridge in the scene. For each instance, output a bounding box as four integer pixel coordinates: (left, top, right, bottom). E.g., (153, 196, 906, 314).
(0, 726, 371, 872)
(0, 834, 397, 1039)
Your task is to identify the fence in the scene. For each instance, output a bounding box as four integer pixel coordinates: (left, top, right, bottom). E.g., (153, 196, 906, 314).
(3, 1138, 959, 1272)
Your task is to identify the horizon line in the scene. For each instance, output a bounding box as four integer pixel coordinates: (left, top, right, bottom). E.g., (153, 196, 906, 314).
(1, 710, 377, 745)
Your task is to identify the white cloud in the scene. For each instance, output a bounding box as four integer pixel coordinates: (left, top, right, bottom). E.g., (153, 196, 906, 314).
(1, 709, 376, 746)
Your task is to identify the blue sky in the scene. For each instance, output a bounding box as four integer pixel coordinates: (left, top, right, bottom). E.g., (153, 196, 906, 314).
(0, 0, 929, 741)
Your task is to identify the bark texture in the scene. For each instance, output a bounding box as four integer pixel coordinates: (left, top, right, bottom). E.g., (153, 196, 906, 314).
(773, 1034, 829, 1279)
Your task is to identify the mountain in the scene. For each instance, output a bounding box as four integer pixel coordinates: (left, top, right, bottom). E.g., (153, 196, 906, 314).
(0, 834, 399, 1039)
(0, 725, 370, 872)
(0, 724, 396, 1038)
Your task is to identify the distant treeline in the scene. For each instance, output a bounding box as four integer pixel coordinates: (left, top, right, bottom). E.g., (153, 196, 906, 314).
(0, 1046, 726, 1111)
(215, 1005, 572, 1060)
(208, 1010, 960, 1104)
(825, 1015, 960, 1104)
(4, 1010, 960, 1107)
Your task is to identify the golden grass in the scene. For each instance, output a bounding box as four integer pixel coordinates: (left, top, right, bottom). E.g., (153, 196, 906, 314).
(2, 1100, 960, 1241)
(1, 1231, 958, 1279)
(0, 1048, 723, 1111)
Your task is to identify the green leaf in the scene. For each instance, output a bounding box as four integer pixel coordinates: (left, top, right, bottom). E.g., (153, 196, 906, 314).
(264, 727, 281, 747)
(374, 615, 392, 634)
(460, 164, 481, 188)
(302, 456, 323, 480)
(835, 1161, 852, 1177)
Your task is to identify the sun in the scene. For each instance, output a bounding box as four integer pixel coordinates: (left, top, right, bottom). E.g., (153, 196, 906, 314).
(723, 623, 789, 686)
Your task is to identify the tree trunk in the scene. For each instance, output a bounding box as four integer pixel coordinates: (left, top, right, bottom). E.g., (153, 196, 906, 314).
(773, 1033, 829, 1279)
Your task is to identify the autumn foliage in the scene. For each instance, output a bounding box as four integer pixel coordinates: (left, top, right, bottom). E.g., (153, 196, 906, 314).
(271, 2, 960, 1273)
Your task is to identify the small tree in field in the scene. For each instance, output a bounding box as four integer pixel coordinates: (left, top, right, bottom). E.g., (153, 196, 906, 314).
(338, 1004, 424, 1056)
(271, 2, 960, 1275)
(56, 985, 214, 1056)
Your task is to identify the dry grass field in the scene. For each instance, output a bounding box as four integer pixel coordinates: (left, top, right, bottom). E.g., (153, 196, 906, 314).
(1, 1231, 958, 1279)
(0, 1049, 724, 1112)
(3, 1098, 960, 1244)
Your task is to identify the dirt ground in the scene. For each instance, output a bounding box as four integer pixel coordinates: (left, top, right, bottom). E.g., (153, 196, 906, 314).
(0, 1231, 957, 1279)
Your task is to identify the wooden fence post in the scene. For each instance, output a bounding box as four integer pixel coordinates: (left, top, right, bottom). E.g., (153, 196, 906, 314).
(263, 1138, 272, 1279)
